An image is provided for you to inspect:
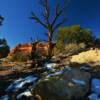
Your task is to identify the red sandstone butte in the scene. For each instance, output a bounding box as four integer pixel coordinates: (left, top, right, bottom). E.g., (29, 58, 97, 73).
(8, 42, 50, 58)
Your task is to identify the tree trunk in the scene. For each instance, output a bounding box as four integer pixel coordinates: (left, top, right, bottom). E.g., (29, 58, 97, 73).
(47, 32, 53, 59)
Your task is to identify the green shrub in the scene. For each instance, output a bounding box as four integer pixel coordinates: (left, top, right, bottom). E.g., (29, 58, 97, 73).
(54, 42, 86, 56)
(0, 38, 10, 58)
(11, 52, 31, 62)
(65, 43, 86, 55)
(53, 40, 65, 55)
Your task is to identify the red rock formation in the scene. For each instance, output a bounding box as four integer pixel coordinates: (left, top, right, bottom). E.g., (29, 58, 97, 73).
(8, 42, 51, 58)
(8, 44, 32, 58)
(36, 42, 49, 56)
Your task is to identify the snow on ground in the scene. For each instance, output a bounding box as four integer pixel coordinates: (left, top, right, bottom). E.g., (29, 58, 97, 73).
(6, 75, 38, 92)
(44, 63, 57, 70)
(17, 89, 32, 99)
(46, 70, 63, 78)
(72, 78, 86, 86)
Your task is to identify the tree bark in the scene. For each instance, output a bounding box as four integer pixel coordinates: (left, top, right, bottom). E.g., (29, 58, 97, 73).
(47, 32, 53, 59)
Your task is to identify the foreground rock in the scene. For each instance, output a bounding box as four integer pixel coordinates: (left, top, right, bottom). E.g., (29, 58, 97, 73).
(0, 65, 93, 100)
(32, 68, 91, 100)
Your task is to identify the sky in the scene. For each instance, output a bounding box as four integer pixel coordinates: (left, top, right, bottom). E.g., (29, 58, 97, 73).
(0, 0, 100, 49)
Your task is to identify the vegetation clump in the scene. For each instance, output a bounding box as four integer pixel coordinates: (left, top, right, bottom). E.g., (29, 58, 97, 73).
(0, 39, 10, 58)
(11, 52, 31, 62)
(54, 25, 99, 56)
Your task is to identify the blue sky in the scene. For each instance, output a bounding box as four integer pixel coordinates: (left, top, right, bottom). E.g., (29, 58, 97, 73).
(0, 0, 100, 48)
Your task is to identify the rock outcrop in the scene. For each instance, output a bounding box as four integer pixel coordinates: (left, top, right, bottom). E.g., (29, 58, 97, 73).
(8, 44, 32, 58)
(32, 68, 91, 100)
(8, 42, 54, 58)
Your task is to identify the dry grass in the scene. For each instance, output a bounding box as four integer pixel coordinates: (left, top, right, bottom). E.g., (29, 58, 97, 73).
(71, 49, 100, 65)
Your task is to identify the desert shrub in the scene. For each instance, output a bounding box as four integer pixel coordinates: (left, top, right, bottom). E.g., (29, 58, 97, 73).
(64, 43, 86, 55)
(54, 25, 94, 56)
(56, 25, 94, 46)
(79, 43, 86, 49)
(11, 52, 31, 62)
(53, 42, 86, 56)
(53, 40, 65, 55)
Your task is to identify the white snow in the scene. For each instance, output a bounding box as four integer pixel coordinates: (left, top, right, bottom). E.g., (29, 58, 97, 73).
(45, 63, 57, 70)
(6, 75, 38, 92)
(72, 78, 86, 86)
(6, 78, 24, 92)
(24, 76, 37, 83)
(15, 81, 26, 88)
(80, 66, 91, 71)
(17, 90, 32, 99)
(46, 70, 63, 78)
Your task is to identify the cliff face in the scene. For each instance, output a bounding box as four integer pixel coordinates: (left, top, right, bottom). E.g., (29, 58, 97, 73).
(36, 42, 49, 56)
(8, 44, 32, 58)
(8, 43, 50, 58)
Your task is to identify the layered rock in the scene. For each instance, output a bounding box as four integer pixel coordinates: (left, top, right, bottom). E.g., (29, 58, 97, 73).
(8, 44, 32, 58)
(8, 42, 51, 58)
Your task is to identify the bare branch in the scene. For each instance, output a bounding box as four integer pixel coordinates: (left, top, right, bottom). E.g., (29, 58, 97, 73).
(53, 18, 67, 32)
(39, 0, 50, 25)
(30, 12, 47, 28)
(51, 0, 69, 27)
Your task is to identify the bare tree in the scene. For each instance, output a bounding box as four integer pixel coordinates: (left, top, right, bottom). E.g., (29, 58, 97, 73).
(30, 0, 70, 59)
(0, 15, 4, 26)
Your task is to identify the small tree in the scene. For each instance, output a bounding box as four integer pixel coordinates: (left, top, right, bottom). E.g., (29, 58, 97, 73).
(11, 52, 31, 62)
(56, 25, 94, 47)
(0, 39, 10, 58)
(30, 0, 69, 59)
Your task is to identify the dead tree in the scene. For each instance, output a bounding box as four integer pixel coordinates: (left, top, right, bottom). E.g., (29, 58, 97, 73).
(30, 0, 70, 59)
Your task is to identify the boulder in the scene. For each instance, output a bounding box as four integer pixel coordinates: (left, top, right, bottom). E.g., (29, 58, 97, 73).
(32, 68, 91, 100)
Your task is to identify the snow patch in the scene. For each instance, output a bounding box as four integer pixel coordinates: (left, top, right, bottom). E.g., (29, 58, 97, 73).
(6, 75, 38, 92)
(46, 70, 63, 78)
(17, 90, 32, 99)
(72, 79, 86, 86)
(45, 63, 57, 70)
